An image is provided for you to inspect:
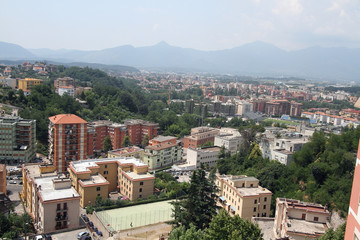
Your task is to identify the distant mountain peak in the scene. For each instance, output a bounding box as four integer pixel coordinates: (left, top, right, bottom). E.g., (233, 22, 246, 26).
(155, 41, 170, 47)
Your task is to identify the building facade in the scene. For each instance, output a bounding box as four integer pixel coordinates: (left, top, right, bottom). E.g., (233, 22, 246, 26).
(0, 117, 36, 164)
(18, 78, 43, 91)
(274, 198, 330, 239)
(0, 164, 6, 194)
(108, 146, 144, 159)
(187, 146, 221, 168)
(143, 141, 182, 170)
(215, 175, 272, 220)
(183, 127, 220, 149)
(48, 114, 88, 172)
(68, 157, 154, 207)
(124, 119, 159, 146)
(214, 128, 243, 154)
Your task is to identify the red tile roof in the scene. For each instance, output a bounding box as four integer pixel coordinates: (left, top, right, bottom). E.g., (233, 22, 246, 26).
(49, 114, 87, 124)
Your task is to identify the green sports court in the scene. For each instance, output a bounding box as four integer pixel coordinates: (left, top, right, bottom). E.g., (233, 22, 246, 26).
(96, 200, 174, 231)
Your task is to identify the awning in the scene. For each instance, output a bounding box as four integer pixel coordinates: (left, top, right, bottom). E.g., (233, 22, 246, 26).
(225, 203, 230, 206)
(230, 206, 236, 212)
(219, 196, 225, 201)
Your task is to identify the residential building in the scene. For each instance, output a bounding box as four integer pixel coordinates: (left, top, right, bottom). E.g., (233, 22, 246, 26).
(48, 114, 88, 172)
(214, 128, 243, 154)
(58, 86, 75, 97)
(124, 119, 159, 145)
(274, 198, 330, 239)
(184, 127, 220, 149)
(18, 78, 43, 91)
(22, 163, 80, 233)
(0, 77, 16, 89)
(149, 135, 177, 146)
(108, 146, 144, 159)
(236, 100, 253, 116)
(187, 146, 221, 168)
(143, 140, 182, 170)
(0, 164, 6, 194)
(290, 101, 303, 116)
(345, 140, 360, 239)
(54, 77, 75, 92)
(68, 157, 154, 207)
(0, 116, 36, 164)
(87, 120, 127, 153)
(216, 175, 272, 220)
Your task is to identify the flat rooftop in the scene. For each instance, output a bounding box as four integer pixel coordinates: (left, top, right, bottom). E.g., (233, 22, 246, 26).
(252, 218, 275, 240)
(24, 164, 57, 179)
(151, 136, 177, 142)
(193, 146, 222, 152)
(79, 174, 108, 186)
(237, 186, 272, 197)
(145, 142, 178, 151)
(70, 157, 148, 173)
(109, 147, 144, 155)
(124, 171, 155, 180)
(34, 176, 80, 202)
(287, 218, 328, 236)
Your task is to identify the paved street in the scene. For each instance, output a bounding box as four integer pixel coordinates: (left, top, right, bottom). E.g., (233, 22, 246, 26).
(51, 228, 87, 240)
(7, 179, 24, 214)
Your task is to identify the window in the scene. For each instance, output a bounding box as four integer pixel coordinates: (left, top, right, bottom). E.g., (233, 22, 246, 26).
(57, 203, 61, 210)
(105, 164, 107, 168)
(139, 195, 142, 198)
(139, 188, 142, 192)
(140, 181, 144, 186)
(263, 205, 266, 209)
(250, 184, 253, 187)
(97, 194, 100, 196)
(253, 207, 256, 212)
(103, 171, 108, 175)
(264, 197, 267, 202)
(314, 217, 319, 221)
(254, 199, 257, 204)
(302, 213, 306, 220)
(63, 203, 67, 210)
(242, 183, 245, 187)
(97, 187, 101, 191)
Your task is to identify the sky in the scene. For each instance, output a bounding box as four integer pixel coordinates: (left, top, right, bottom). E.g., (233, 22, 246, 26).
(1, 0, 360, 51)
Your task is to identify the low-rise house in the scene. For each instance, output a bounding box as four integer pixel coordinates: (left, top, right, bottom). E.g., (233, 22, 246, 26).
(216, 175, 272, 220)
(273, 198, 331, 239)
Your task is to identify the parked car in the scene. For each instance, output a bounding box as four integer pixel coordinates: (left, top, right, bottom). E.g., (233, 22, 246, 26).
(77, 231, 90, 240)
(9, 180, 16, 184)
(81, 213, 89, 222)
(43, 234, 52, 240)
(35, 235, 44, 240)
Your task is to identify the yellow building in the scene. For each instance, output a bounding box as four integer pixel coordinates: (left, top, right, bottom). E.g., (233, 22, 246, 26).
(18, 78, 43, 91)
(68, 157, 154, 208)
(216, 175, 272, 220)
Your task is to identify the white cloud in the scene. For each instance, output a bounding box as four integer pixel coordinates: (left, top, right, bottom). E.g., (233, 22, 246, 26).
(272, 0, 303, 15)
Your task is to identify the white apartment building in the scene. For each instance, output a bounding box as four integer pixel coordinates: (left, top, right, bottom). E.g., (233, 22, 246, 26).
(187, 146, 222, 168)
(214, 128, 243, 154)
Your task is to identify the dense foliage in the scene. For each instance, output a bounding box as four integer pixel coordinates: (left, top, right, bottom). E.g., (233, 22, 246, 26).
(0, 213, 34, 239)
(217, 127, 360, 215)
(317, 223, 345, 240)
(169, 210, 263, 240)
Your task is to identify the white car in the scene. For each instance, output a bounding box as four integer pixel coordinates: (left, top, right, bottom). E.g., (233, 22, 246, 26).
(35, 235, 44, 240)
(77, 231, 90, 240)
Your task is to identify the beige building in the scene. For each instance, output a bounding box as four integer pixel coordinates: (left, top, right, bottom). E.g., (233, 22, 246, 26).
(0, 164, 6, 195)
(68, 157, 154, 207)
(187, 146, 221, 168)
(216, 175, 272, 220)
(274, 198, 331, 240)
(22, 163, 80, 233)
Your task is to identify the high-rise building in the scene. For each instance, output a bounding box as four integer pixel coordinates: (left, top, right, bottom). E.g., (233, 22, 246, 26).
(0, 116, 36, 164)
(124, 119, 159, 146)
(345, 141, 360, 239)
(48, 114, 88, 172)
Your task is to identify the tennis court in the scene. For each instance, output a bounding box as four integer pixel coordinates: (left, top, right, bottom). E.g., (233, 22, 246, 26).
(96, 200, 174, 231)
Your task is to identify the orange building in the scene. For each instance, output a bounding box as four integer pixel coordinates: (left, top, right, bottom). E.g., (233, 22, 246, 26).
(48, 114, 88, 172)
(184, 127, 220, 149)
(0, 164, 6, 195)
(345, 139, 360, 239)
(124, 119, 159, 145)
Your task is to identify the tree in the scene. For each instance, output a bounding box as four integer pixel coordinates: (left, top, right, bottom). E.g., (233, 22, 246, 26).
(122, 136, 132, 147)
(318, 223, 345, 240)
(141, 134, 149, 147)
(169, 224, 204, 240)
(204, 209, 263, 240)
(102, 136, 113, 152)
(170, 165, 218, 230)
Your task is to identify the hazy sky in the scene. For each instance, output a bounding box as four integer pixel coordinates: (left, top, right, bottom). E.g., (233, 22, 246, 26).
(2, 0, 360, 51)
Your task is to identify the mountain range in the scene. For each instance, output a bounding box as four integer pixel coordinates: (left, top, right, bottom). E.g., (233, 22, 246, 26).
(0, 41, 359, 82)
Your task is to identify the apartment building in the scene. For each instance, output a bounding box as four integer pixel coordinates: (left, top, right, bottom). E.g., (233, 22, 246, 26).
(345, 140, 360, 239)
(143, 140, 182, 170)
(48, 114, 88, 172)
(22, 163, 80, 233)
(108, 146, 144, 159)
(236, 100, 253, 116)
(214, 128, 243, 154)
(18, 78, 43, 91)
(0, 116, 36, 164)
(274, 198, 330, 239)
(216, 175, 272, 220)
(124, 119, 159, 145)
(68, 157, 154, 207)
(87, 120, 127, 152)
(58, 86, 75, 97)
(184, 127, 220, 149)
(0, 77, 16, 89)
(54, 77, 75, 93)
(187, 146, 221, 168)
(0, 164, 6, 194)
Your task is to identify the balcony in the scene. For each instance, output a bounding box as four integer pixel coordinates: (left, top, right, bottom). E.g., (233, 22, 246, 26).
(55, 215, 68, 221)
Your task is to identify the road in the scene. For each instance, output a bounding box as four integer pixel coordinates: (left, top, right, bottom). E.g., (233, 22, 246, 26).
(51, 228, 87, 240)
(7, 179, 24, 214)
